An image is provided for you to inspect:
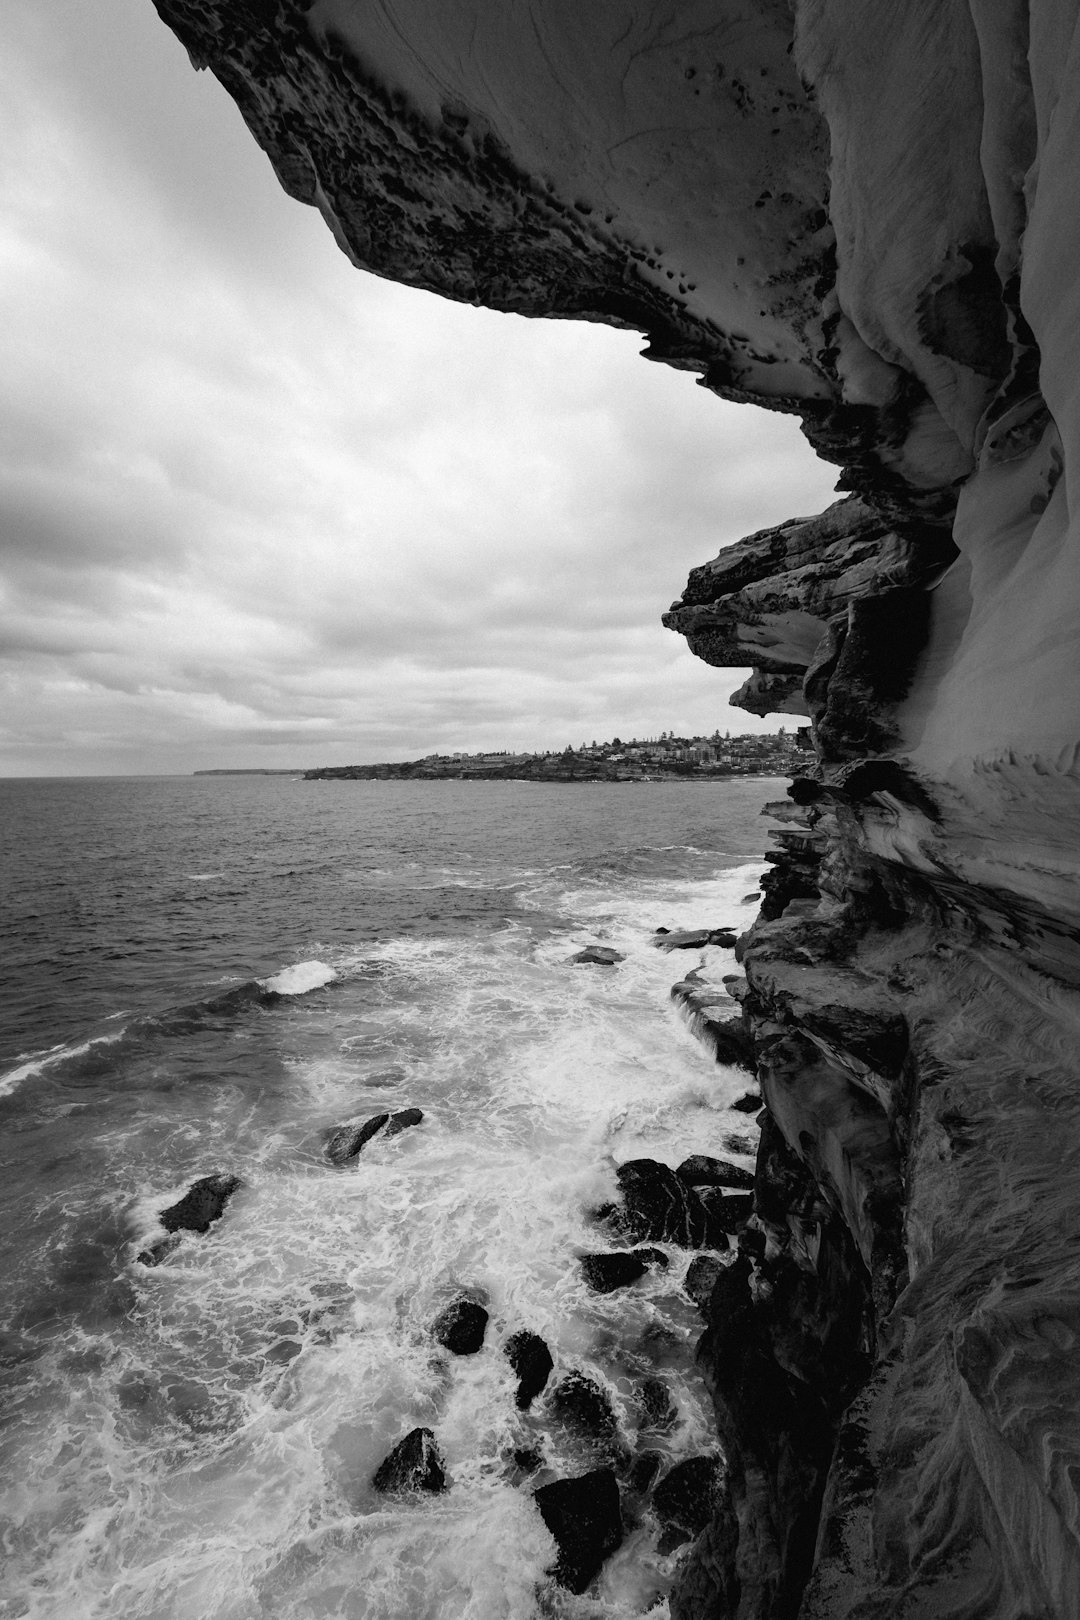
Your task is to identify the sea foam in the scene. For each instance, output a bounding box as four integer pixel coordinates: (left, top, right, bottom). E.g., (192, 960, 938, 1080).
(260, 960, 337, 996)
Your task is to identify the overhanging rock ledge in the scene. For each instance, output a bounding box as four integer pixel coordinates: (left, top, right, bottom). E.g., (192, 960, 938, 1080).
(150, 2, 1080, 1612)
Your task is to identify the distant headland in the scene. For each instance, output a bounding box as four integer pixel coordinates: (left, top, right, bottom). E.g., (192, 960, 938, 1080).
(301, 728, 808, 783)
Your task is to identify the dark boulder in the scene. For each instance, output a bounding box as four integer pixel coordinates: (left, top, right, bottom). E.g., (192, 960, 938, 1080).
(138, 1172, 241, 1262)
(580, 1248, 668, 1294)
(698, 1189, 754, 1238)
(534, 1469, 623, 1594)
(159, 1172, 241, 1234)
(569, 945, 625, 966)
(731, 1091, 764, 1113)
(372, 1427, 446, 1494)
(324, 1112, 390, 1165)
(654, 927, 738, 951)
(611, 1159, 710, 1248)
(676, 1155, 754, 1191)
(513, 1445, 544, 1475)
(637, 1377, 676, 1432)
(384, 1107, 424, 1138)
(550, 1371, 619, 1445)
(653, 1454, 724, 1546)
(684, 1254, 727, 1314)
(710, 1017, 756, 1071)
(432, 1298, 488, 1355)
(505, 1330, 554, 1409)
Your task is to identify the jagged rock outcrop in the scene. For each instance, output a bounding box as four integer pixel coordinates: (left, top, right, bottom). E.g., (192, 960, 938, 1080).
(148, 3, 1080, 1613)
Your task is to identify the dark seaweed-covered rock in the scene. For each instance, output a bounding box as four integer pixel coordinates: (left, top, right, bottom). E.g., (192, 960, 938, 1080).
(580, 1248, 668, 1293)
(731, 1091, 764, 1113)
(684, 1253, 727, 1314)
(677, 1155, 755, 1191)
(534, 1469, 623, 1593)
(372, 1427, 446, 1494)
(384, 1107, 424, 1138)
(431, 1298, 488, 1355)
(505, 1330, 554, 1408)
(550, 1371, 619, 1445)
(637, 1377, 676, 1432)
(612, 1159, 711, 1248)
(570, 945, 625, 966)
(139, 1173, 241, 1260)
(324, 1113, 390, 1165)
(653, 1454, 724, 1545)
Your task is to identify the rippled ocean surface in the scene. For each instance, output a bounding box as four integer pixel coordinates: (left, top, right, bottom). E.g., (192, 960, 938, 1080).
(0, 775, 783, 1619)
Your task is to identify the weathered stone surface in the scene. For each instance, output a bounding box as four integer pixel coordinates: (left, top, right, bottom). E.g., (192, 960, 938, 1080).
(534, 1469, 623, 1595)
(579, 1248, 668, 1294)
(372, 1427, 446, 1495)
(676, 1155, 754, 1192)
(670, 980, 756, 1072)
(504, 1330, 553, 1410)
(431, 1298, 488, 1355)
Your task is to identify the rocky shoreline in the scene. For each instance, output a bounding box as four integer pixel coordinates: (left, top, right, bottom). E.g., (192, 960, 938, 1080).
(148, 2, 1080, 1610)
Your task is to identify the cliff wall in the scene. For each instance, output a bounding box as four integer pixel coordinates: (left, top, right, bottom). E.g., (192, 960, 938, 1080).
(150, 2, 1080, 1612)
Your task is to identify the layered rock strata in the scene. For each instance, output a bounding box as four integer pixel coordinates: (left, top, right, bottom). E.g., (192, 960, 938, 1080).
(149, 2, 1080, 1612)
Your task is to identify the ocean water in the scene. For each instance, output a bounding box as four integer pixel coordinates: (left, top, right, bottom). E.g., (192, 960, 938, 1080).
(0, 775, 783, 1620)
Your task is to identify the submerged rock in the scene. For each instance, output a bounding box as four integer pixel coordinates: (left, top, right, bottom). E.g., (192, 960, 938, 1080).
(731, 1092, 763, 1114)
(431, 1298, 488, 1355)
(569, 945, 625, 966)
(372, 1427, 446, 1495)
(534, 1469, 623, 1593)
(677, 1155, 754, 1191)
(505, 1330, 554, 1409)
(580, 1248, 668, 1293)
(637, 1377, 677, 1433)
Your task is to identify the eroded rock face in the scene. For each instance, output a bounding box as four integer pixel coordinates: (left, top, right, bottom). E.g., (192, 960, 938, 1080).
(148, 3, 1080, 1613)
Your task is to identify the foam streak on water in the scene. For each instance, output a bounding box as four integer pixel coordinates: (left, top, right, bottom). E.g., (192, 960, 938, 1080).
(0, 777, 781, 1619)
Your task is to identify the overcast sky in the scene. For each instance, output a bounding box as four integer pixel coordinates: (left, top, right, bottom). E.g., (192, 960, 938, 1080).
(0, 0, 839, 776)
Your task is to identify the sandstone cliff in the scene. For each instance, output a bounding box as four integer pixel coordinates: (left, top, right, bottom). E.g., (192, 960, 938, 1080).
(150, 2, 1080, 1612)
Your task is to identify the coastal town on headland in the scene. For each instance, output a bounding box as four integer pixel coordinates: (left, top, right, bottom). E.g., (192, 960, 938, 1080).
(300, 727, 809, 783)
